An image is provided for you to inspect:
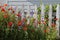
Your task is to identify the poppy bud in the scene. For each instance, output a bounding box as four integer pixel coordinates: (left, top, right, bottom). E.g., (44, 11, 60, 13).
(8, 22, 13, 26)
(44, 30, 47, 33)
(18, 21, 22, 26)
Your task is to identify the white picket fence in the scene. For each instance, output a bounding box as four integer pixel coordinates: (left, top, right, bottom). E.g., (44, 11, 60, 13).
(18, 4, 60, 36)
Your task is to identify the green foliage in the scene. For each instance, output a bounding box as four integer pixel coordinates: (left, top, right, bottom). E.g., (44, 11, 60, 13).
(0, 5, 57, 40)
(52, 5, 57, 12)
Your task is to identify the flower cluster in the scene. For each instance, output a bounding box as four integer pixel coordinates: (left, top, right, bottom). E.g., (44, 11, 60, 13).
(0, 4, 58, 40)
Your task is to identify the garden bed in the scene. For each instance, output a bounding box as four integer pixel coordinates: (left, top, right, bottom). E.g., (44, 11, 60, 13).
(0, 4, 58, 40)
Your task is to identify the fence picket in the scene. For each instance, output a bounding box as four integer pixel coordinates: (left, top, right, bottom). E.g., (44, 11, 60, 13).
(41, 4, 45, 24)
(56, 4, 59, 36)
(49, 4, 52, 27)
(26, 5, 30, 24)
(21, 4, 24, 20)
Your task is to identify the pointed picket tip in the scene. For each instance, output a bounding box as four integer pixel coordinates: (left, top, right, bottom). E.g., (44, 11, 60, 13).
(34, 4, 37, 12)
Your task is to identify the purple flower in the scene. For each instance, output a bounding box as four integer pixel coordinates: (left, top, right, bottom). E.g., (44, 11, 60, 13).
(30, 11, 34, 17)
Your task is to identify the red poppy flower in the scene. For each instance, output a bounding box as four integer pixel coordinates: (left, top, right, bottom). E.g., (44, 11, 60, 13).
(4, 4, 8, 7)
(1, 8, 6, 12)
(3, 14, 8, 18)
(8, 22, 13, 26)
(17, 21, 22, 26)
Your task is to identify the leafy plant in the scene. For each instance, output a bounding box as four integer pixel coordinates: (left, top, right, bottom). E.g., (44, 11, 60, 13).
(0, 4, 57, 40)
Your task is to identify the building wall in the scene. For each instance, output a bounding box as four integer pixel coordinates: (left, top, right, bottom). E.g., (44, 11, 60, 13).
(0, 0, 60, 11)
(1, 0, 60, 5)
